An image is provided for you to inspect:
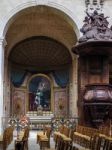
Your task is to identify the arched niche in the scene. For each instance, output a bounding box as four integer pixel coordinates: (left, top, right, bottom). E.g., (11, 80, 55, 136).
(27, 74, 53, 112)
(3, 4, 79, 119)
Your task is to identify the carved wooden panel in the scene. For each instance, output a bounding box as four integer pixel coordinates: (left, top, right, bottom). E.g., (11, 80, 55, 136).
(12, 89, 27, 116)
(54, 88, 68, 117)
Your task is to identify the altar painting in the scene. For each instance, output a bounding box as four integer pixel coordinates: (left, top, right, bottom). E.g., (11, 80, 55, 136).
(29, 75, 51, 111)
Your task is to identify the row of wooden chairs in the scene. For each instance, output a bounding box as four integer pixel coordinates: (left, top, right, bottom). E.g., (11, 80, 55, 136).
(99, 126, 110, 136)
(55, 135, 72, 150)
(44, 125, 75, 150)
(45, 133, 112, 150)
(36, 124, 112, 150)
(90, 134, 112, 150)
(15, 127, 30, 150)
(74, 125, 99, 148)
(0, 126, 14, 150)
(54, 125, 75, 150)
(73, 125, 112, 150)
(51, 125, 112, 150)
(37, 126, 52, 150)
(75, 125, 111, 138)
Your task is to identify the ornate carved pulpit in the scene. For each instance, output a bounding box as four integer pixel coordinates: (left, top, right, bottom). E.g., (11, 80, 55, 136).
(83, 84, 112, 127)
(72, 10, 112, 127)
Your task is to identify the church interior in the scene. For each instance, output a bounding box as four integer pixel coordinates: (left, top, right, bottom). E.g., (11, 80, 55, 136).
(1, 0, 112, 149)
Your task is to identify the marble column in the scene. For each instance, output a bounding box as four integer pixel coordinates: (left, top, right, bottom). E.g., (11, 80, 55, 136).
(69, 56, 78, 118)
(0, 38, 6, 134)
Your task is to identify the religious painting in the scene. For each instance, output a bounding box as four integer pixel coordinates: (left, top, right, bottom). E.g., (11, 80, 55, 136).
(12, 89, 26, 116)
(54, 88, 68, 117)
(29, 75, 51, 111)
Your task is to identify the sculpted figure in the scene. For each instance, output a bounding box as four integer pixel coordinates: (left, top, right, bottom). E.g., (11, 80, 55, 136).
(79, 10, 112, 42)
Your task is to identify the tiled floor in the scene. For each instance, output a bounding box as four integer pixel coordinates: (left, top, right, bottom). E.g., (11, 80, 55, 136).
(7, 130, 55, 150)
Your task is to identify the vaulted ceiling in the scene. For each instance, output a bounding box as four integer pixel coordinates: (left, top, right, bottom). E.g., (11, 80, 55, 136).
(6, 6, 77, 71)
(9, 36, 72, 71)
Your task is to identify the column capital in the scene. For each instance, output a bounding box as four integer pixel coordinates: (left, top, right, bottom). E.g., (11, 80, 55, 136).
(0, 37, 7, 47)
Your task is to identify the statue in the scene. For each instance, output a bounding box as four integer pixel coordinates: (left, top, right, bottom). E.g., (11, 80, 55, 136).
(35, 89, 41, 106)
(79, 10, 112, 43)
(34, 82, 44, 107)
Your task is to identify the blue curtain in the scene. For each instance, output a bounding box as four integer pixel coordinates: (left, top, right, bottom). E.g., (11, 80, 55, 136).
(11, 68, 69, 88)
(53, 68, 69, 88)
(11, 69, 27, 87)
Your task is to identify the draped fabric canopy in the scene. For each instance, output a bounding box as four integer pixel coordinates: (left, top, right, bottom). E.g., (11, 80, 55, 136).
(11, 68, 69, 88)
(53, 69, 69, 88)
(11, 69, 27, 87)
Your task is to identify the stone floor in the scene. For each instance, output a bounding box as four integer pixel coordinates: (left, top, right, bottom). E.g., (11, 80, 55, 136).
(7, 130, 55, 150)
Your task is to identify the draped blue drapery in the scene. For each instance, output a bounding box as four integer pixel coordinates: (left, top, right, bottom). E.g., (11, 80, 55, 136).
(11, 69, 27, 87)
(11, 68, 69, 88)
(53, 68, 69, 88)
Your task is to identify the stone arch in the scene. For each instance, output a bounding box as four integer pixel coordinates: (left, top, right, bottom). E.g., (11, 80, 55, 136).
(2, 1, 79, 121)
(0, 0, 80, 39)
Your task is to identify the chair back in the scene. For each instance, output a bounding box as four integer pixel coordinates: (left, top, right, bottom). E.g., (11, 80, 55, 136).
(63, 126, 70, 137)
(90, 135, 101, 150)
(22, 127, 29, 141)
(46, 127, 51, 139)
(69, 128, 75, 140)
(58, 125, 64, 133)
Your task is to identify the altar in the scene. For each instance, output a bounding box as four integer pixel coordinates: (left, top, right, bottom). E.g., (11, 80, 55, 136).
(26, 111, 54, 130)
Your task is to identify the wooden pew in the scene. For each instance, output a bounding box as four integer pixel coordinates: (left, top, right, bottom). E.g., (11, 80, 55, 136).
(0, 126, 14, 150)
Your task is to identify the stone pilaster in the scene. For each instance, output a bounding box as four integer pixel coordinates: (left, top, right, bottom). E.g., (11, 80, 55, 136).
(0, 37, 6, 133)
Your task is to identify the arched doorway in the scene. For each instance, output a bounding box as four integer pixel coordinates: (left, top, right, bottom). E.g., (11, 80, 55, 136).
(3, 5, 78, 120)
